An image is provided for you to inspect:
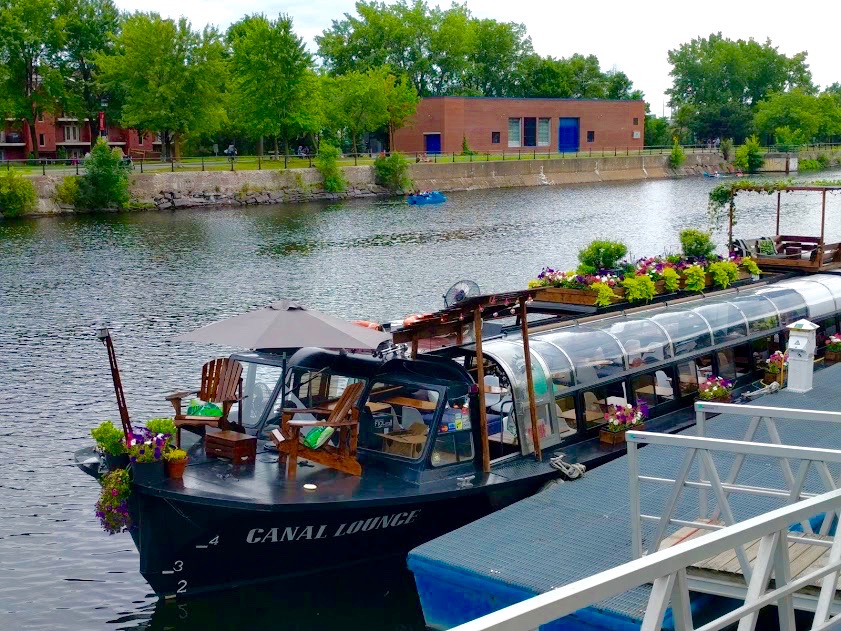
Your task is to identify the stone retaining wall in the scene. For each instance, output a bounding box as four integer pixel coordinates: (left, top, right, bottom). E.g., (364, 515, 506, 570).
(27, 151, 724, 215)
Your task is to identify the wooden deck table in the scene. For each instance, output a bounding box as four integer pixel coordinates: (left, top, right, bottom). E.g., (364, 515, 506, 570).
(381, 396, 437, 411)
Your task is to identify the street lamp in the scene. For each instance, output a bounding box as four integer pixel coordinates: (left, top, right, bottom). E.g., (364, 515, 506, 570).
(99, 96, 108, 138)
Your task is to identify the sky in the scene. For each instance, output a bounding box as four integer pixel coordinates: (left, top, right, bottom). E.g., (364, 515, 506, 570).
(113, 0, 839, 115)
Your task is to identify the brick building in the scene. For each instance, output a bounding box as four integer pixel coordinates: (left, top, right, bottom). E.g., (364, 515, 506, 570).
(393, 97, 646, 155)
(0, 113, 155, 161)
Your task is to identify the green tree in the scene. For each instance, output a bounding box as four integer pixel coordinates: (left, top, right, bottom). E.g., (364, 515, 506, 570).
(754, 89, 822, 143)
(326, 69, 388, 155)
(383, 73, 418, 151)
(228, 14, 317, 162)
(75, 138, 129, 208)
(645, 115, 671, 146)
(734, 135, 764, 173)
(96, 13, 227, 159)
(0, 0, 66, 159)
(58, 0, 120, 148)
(667, 33, 813, 142)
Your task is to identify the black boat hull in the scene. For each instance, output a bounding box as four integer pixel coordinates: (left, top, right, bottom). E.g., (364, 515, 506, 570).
(131, 479, 544, 596)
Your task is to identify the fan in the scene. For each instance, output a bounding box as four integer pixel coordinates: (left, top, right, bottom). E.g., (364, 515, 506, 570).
(443, 280, 481, 307)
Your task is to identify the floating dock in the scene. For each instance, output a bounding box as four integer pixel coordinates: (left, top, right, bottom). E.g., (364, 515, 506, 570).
(408, 365, 841, 630)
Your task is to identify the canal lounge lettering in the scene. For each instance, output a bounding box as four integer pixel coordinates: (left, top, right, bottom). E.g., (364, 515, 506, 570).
(246, 510, 420, 543)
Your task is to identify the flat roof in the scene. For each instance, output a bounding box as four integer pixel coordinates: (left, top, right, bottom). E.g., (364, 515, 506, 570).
(419, 95, 645, 104)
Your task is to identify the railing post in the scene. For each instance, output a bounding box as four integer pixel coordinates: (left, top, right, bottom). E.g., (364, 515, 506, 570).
(628, 438, 643, 560)
(308, 155, 312, 168)
(230, 157, 235, 172)
(42, 161, 46, 175)
(353, 153, 357, 166)
(75, 161, 79, 176)
(697, 404, 708, 519)
(434, 153, 437, 163)
(201, 156, 205, 172)
(258, 155, 261, 170)
(452, 152, 455, 163)
(518, 150, 521, 160)
(171, 159, 175, 173)
(533, 149, 536, 159)
(140, 157, 143, 174)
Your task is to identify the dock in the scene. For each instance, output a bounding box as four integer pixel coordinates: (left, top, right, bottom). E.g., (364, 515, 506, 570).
(408, 364, 841, 630)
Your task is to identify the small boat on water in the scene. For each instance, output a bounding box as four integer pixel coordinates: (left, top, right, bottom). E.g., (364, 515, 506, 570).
(75, 270, 841, 597)
(407, 191, 446, 205)
(704, 171, 745, 178)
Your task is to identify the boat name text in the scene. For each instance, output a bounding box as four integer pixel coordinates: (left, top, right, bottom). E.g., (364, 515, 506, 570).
(245, 510, 421, 543)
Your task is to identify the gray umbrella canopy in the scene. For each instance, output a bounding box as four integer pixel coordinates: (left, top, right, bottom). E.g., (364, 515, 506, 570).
(173, 300, 391, 350)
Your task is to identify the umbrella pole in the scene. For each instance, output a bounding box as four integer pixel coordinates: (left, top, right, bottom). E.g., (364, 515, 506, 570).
(280, 352, 287, 414)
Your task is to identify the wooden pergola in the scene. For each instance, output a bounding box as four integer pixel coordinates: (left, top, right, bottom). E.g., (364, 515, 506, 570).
(721, 184, 841, 272)
(392, 289, 542, 473)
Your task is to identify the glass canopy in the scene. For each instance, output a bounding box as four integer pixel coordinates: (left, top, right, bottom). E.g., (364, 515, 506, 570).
(480, 274, 840, 393)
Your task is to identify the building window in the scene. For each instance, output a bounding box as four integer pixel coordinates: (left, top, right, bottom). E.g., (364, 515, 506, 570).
(537, 118, 550, 146)
(37, 112, 44, 123)
(491, 131, 500, 144)
(65, 125, 81, 142)
(632, 131, 641, 139)
(633, 117, 639, 125)
(586, 131, 595, 143)
(508, 118, 521, 147)
(38, 133, 45, 146)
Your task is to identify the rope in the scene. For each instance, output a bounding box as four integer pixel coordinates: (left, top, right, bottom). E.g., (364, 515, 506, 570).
(549, 454, 586, 480)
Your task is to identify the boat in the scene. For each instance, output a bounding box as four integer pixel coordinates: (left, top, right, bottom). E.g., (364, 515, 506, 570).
(407, 191, 446, 205)
(75, 273, 841, 597)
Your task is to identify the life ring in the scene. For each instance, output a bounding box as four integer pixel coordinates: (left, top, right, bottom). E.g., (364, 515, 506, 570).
(352, 320, 383, 331)
(402, 313, 428, 327)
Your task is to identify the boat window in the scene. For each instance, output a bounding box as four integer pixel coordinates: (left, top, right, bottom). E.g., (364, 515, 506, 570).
(555, 395, 577, 435)
(649, 310, 713, 357)
(529, 340, 574, 391)
(811, 275, 841, 312)
(581, 383, 627, 430)
(778, 279, 836, 319)
(734, 344, 753, 377)
(536, 328, 624, 386)
(358, 381, 444, 460)
(694, 354, 714, 385)
(751, 336, 773, 364)
(593, 318, 673, 366)
(726, 295, 779, 334)
(691, 301, 748, 344)
(753, 287, 808, 326)
(817, 317, 838, 352)
(431, 429, 474, 467)
(481, 357, 519, 460)
(236, 361, 284, 427)
(631, 370, 674, 408)
(716, 348, 737, 381)
(677, 361, 699, 396)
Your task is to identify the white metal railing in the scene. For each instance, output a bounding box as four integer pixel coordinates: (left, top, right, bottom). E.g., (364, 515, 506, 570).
(450, 488, 841, 631)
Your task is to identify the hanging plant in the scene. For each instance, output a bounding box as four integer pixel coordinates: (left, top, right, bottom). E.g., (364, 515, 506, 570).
(95, 469, 132, 535)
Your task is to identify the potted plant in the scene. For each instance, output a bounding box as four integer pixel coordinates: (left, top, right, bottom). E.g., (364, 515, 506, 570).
(599, 402, 648, 445)
(698, 376, 733, 403)
(91, 421, 128, 469)
(826, 335, 841, 363)
(127, 427, 171, 484)
(528, 269, 624, 306)
(763, 351, 787, 385)
(95, 469, 132, 534)
(165, 449, 189, 480)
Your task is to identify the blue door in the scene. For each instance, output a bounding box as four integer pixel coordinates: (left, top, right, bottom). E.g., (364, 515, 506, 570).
(425, 133, 441, 154)
(558, 118, 580, 152)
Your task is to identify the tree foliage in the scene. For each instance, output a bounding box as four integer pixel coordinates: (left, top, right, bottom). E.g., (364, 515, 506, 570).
(0, 170, 37, 217)
(75, 138, 129, 209)
(96, 13, 227, 158)
(733, 135, 765, 173)
(324, 68, 389, 154)
(667, 33, 813, 142)
(754, 89, 841, 147)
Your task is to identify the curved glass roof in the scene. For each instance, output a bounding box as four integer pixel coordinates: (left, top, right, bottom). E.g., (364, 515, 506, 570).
(481, 274, 841, 392)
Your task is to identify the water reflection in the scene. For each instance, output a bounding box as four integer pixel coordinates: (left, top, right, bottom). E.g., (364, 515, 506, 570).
(2, 169, 840, 629)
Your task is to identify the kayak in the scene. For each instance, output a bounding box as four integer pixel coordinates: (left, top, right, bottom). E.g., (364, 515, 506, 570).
(407, 191, 447, 205)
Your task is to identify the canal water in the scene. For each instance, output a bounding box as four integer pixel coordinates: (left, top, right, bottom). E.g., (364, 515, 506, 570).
(2, 171, 841, 629)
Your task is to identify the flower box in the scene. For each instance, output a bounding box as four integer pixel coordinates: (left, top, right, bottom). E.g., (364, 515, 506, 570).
(825, 350, 841, 363)
(699, 393, 732, 404)
(764, 370, 785, 386)
(600, 424, 644, 445)
(535, 286, 624, 306)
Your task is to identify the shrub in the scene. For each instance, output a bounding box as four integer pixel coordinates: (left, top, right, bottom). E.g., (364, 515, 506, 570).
(461, 136, 476, 156)
(708, 260, 739, 288)
(679, 229, 716, 259)
(576, 240, 627, 274)
(662, 267, 680, 292)
(27, 151, 36, 167)
(75, 138, 130, 209)
(91, 421, 126, 456)
(668, 140, 686, 169)
(683, 265, 707, 292)
(817, 153, 830, 168)
(799, 158, 822, 171)
(720, 138, 733, 161)
(0, 171, 37, 217)
(591, 281, 618, 307)
(374, 152, 413, 192)
(54, 176, 80, 206)
(621, 274, 657, 303)
(314, 142, 347, 193)
(734, 135, 764, 173)
(165, 448, 187, 462)
(741, 257, 761, 276)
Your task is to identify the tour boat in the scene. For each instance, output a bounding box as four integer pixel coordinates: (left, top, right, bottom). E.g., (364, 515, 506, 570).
(75, 272, 841, 597)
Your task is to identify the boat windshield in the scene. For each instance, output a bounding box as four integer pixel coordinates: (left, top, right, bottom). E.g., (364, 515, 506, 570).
(232, 360, 285, 428)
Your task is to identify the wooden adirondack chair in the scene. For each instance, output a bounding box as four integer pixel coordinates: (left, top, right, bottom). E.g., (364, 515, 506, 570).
(166, 357, 245, 447)
(269, 382, 364, 478)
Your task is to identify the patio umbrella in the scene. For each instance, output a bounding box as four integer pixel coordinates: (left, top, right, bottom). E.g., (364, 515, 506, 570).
(173, 300, 391, 413)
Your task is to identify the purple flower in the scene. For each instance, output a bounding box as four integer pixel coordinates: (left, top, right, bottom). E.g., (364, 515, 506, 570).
(129, 455, 137, 463)
(154, 448, 161, 460)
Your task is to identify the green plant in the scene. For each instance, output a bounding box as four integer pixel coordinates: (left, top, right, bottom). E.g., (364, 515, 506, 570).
(314, 142, 347, 193)
(95, 469, 132, 534)
(374, 152, 412, 192)
(741, 257, 761, 275)
(145, 417, 176, 440)
(576, 240, 627, 274)
(662, 267, 680, 292)
(27, 151, 36, 166)
(817, 154, 829, 168)
(799, 158, 822, 171)
(708, 260, 739, 288)
(679, 229, 716, 259)
(621, 274, 657, 303)
(591, 281, 618, 307)
(734, 135, 764, 173)
(53, 176, 80, 206)
(75, 139, 130, 209)
(91, 421, 126, 456)
(56, 146, 68, 161)
(720, 138, 733, 161)
(165, 448, 187, 461)
(461, 136, 475, 156)
(0, 171, 37, 218)
(683, 265, 707, 292)
(668, 140, 686, 169)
